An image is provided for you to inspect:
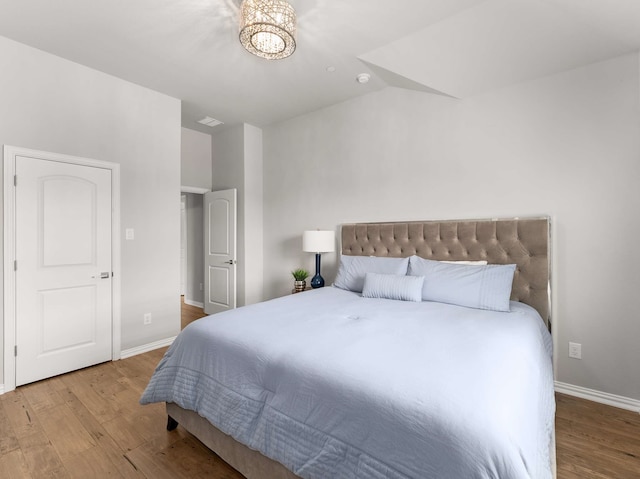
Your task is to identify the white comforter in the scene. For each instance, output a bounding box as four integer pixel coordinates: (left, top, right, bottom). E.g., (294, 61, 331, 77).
(141, 287, 554, 479)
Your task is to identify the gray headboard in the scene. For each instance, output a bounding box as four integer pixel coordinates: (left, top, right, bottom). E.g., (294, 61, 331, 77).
(341, 217, 551, 328)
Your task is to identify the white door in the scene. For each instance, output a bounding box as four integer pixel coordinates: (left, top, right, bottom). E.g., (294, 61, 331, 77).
(15, 155, 112, 386)
(204, 189, 237, 315)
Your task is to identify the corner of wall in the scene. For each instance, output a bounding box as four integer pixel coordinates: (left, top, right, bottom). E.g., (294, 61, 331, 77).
(211, 123, 265, 307)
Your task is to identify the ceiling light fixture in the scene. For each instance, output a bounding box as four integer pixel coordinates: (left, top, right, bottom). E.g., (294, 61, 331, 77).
(239, 0, 296, 60)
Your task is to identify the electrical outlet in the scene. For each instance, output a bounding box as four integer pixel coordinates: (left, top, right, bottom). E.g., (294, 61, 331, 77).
(569, 342, 582, 359)
(144, 313, 152, 325)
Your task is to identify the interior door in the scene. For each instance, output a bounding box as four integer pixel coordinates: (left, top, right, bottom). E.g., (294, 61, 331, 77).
(15, 155, 112, 386)
(204, 189, 237, 315)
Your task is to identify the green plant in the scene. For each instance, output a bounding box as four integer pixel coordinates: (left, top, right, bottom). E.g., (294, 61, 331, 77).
(291, 268, 309, 281)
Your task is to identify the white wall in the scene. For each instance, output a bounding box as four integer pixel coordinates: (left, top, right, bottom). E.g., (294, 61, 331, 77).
(0, 35, 182, 383)
(181, 127, 212, 190)
(263, 52, 640, 401)
(212, 124, 264, 307)
(242, 124, 264, 306)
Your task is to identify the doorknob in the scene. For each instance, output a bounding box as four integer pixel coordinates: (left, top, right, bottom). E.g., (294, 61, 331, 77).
(224, 260, 236, 265)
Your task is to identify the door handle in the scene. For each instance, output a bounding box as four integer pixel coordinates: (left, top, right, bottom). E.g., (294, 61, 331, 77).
(223, 260, 236, 265)
(91, 272, 111, 279)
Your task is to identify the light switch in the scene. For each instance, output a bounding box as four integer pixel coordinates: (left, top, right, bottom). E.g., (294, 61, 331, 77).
(125, 228, 135, 240)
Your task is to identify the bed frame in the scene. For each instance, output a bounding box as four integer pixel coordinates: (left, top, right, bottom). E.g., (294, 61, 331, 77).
(166, 217, 553, 478)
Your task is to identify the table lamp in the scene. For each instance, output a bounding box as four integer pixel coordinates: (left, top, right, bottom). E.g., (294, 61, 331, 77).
(302, 230, 335, 288)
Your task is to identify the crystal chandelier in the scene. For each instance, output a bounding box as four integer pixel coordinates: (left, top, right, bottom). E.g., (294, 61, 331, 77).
(239, 0, 297, 60)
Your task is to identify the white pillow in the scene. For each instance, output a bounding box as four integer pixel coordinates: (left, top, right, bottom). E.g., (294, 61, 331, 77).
(408, 255, 516, 312)
(333, 255, 410, 293)
(362, 273, 424, 302)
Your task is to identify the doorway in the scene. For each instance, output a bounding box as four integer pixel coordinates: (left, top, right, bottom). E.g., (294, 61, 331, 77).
(180, 191, 205, 309)
(179, 187, 237, 318)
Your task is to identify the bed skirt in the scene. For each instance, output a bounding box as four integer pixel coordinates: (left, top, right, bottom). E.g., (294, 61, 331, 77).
(166, 402, 301, 479)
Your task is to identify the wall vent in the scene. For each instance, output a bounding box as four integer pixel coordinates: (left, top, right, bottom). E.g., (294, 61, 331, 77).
(197, 116, 224, 128)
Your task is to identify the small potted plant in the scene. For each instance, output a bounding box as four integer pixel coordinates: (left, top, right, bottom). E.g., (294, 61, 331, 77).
(291, 268, 309, 293)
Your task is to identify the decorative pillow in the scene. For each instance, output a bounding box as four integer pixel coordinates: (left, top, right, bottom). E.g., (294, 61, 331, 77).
(362, 273, 424, 302)
(333, 255, 410, 293)
(408, 255, 516, 312)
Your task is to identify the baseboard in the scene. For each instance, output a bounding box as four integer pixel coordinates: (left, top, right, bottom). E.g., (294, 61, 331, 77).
(0, 384, 4, 395)
(120, 336, 176, 360)
(555, 381, 640, 413)
(184, 298, 204, 308)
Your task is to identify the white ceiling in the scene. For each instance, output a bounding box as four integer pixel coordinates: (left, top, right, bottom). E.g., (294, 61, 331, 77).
(0, 0, 639, 134)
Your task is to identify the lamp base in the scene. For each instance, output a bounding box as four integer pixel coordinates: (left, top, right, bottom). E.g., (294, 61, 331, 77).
(310, 274, 324, 289)
(311, 253, 324, 288)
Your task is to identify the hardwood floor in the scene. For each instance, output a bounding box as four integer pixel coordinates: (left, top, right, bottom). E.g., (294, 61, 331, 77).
(0, 346, 244, 479)
(180, 296, 208, 329)
(555, 393, 640, 478)
(1, 299, 638, 478)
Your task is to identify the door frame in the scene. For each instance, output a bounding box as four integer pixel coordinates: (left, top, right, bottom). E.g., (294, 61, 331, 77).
(3, 145, 121, 393)
(180, 194, 187, 296)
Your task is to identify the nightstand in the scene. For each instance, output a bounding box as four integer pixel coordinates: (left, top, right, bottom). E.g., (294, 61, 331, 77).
(291, 287, 312, 294)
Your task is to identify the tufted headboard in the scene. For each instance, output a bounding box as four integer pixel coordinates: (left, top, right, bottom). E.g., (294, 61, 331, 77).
(341, 217, 551, 328)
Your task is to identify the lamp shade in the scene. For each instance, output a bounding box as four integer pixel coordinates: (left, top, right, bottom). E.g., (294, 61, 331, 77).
(302, 230, 335, 253)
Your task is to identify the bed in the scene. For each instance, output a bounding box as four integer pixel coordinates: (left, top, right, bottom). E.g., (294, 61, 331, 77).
(141, 217, 555, 479)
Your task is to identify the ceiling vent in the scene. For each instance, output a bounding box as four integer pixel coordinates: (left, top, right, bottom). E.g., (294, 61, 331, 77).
(197, 116, 224, 128)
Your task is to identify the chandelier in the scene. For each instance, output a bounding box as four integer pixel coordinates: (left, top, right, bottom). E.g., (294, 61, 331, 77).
(239, 0, 297, 60)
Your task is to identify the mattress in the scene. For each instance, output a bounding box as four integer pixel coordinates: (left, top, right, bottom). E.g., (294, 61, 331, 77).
(140, 287, 555, 479)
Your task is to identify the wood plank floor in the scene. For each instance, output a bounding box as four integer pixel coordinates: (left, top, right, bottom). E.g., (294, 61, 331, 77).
(181, 297, 207, 330)
(1, 300, 639, 478)
(556, 393, 640, 478)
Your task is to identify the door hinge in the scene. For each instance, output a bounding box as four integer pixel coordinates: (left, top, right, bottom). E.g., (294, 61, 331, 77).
(14, 345, 17, 357)
(14, 260, 17, 271)
(14, 175, 17, 186)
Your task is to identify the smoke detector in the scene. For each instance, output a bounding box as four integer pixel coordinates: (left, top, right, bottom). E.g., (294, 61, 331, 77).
(356, 73, 371, 84)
